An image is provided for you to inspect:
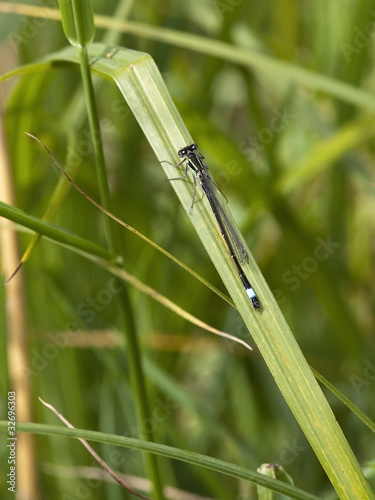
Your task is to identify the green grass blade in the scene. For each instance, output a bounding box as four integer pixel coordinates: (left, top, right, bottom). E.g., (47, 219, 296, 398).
(57, 0, 94, 47)
(31, 7, 164, 491)
(257, 463, 293, 500)
(312, 367, 375, 433)
(1, 421, 322, 500)
(0, 201, 114, 262)
(0, 201, 230, 340)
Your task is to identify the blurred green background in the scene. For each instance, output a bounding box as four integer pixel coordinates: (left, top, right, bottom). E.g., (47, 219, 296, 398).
(0, 0, 374, 499)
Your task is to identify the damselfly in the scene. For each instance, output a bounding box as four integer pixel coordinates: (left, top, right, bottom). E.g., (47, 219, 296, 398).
(167, 144, 260, 310)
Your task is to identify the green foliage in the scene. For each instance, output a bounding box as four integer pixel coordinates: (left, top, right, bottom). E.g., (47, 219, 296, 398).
(0, 1, 375, 499)
(58, 0, 95, 46)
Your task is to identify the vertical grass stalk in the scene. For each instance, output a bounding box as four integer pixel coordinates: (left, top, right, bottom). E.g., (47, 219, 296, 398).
(57, 2, 165, 498)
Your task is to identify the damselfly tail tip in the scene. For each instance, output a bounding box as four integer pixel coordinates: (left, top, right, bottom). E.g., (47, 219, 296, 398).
(246, 288, 260, 310)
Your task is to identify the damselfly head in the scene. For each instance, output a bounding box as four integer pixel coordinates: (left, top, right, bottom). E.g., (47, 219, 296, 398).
(178, 144, 199, 159)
